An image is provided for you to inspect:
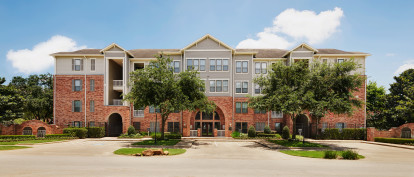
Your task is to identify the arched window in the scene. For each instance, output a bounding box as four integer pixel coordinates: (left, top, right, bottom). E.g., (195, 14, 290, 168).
(401, 127, 411, 138)
(23, 127, 32, 135)
(37, 127, 46, 138)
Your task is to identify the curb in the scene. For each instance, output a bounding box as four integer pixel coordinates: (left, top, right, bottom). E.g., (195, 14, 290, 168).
(256, 140, 331, 150)
(362, 141, 414, 150)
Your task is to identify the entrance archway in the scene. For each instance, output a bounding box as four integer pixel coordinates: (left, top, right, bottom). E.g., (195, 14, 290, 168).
(37, 127, 46, 137)
(191, 106, 225, 137)
(108, 113, 123, 137)
(401, 127, 411, 138)
(295, 114, 309, 138)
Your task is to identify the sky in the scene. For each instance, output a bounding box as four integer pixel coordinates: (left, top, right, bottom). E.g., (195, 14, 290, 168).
(1, 0, 414, 90)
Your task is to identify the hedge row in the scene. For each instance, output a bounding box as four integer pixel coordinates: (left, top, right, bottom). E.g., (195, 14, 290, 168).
(44, 134, 73, 139)
(87, 127, 105, 138)
(63, 128, 88, 139)
(317, 128, 366, 140)
(0, 135, 36, 140)
(375, 137, 414, 145)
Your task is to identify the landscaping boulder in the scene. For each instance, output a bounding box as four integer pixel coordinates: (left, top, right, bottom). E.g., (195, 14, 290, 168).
(153, 149, 164, 155)
(163, 151, 169, 155)
(142, 149, 154, 156)
(133, 153, 141, 156)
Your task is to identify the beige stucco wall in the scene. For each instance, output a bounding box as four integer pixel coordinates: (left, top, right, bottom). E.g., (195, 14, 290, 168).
(55, 56, 105, 75)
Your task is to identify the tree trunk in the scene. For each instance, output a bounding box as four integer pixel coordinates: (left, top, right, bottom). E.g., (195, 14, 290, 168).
(161, 115, 168, 140)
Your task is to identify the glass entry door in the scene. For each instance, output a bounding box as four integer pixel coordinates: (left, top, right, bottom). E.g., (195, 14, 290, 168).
(202, 122, 213, 136)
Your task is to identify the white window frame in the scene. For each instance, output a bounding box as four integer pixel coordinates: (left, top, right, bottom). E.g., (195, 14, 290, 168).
(254, 83, 263, 94)
(74, 58, 82, 71)
(255, 62, 267, 74)
(271, 111, 283, 118)
(235, 81, 248, 94)
(235, 60, 249, 74)
(337, 58, 345, 63)
(209, 58, 229, 72)
(90, 58, 96, 71)
(186, 58, 206, 72)
(209, 79, 229, 93)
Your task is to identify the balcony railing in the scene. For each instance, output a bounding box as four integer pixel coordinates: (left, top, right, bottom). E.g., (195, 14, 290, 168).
(133, 110, 144, 117)
(113, 99, 123, 106)
(113, 80, 123, 91)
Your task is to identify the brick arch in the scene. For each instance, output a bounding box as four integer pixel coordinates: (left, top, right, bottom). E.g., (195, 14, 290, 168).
(107, 112, 123, 137)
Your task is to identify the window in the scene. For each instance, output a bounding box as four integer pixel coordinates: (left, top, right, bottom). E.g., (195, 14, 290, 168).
(256, 122, 265, 132)
(242, 102, 248, 113)
(322, 59, 328, 63)
(173, 61, 180, 73)
(275, 123, 281, 132)
(223, 59, 229, 71)
(214, 122, 221, 130)
(133, 122, 141, 131)
(254, 109, 266, 114)
(255, 84, 263, 94)
(73, 100, 81, 112)
(337, 59, 345, 63)
(149, 106, 160, 113)
(210, 59, 216, 71)
(200, 80, 205, 92)
(72, 59, 83, 71)
(255, 62, 267, 74)
(89, 121, 95, 127)
(236, 61, 248, 73)
(91, 59, 95, 71)
(236, 102, 241, 113)
(209, 80, 228, 92)
(90, 100, 94, 112)
(90, 79, 95, 91)
(216, 59, 222, 71)
(74, 121, 81, 128)
(335, 122, 345, 129)
(150, 122, 160, 132)
(168, 122, 180, 133)
(271, 111, 283, 118)
(187, 59, 205, 71)
(322, 122, 328, 132)
(235, 122, 248, 133)
(236, 81, 248, 93)
(73, 79, 82, 91)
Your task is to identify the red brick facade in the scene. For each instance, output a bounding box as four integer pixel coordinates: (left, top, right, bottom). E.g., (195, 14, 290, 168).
(53, 75, 366, 137)
(367, 123, 414, 141)
(0, 120, 62, 136)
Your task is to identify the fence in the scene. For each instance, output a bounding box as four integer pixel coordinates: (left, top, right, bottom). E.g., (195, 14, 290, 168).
(217, 130, 225, 137)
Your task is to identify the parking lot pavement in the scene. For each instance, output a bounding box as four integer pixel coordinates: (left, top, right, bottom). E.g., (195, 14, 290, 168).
(0, 139, 413, 177)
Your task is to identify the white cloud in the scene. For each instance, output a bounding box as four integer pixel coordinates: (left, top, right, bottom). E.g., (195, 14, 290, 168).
(395, 60, 414, 75)
(386, 53, 396, 57)
(6, 35, 86, 74)
(237, 7, 344, 49)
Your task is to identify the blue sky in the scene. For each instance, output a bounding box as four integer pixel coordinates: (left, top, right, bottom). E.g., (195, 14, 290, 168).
(1, 0, 413, 89)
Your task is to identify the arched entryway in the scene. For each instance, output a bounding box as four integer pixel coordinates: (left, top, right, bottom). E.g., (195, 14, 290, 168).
(22, 127, 32, 135)
(401, 127, 411, 138)
(191, 107, 225, 137)
(295, 114, 310, 138)
(108, 113, 123, 137)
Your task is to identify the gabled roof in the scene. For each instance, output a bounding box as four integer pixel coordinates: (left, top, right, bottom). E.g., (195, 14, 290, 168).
(282, 43, 318, 57)
(181, 34, 234, 52)
(128, 49, 180, 58)
(316, 49, 369, 55)
(235, 49, 288, 58)
(51, 49, 103, 56)
(100, 43, 134, 57)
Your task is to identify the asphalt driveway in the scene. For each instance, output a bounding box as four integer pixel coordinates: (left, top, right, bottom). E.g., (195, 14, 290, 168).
(0, 138, 413, 177)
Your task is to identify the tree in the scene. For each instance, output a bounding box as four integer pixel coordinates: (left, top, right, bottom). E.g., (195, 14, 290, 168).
(249, 61, 313, 139)
(125, 55, 215, 140)
(306, 60, 363, 127)
(9, 74, 54, 122)
(0, 77, 24, 123)
(250, 60, 363, 139)
(366, 81, 387, 128)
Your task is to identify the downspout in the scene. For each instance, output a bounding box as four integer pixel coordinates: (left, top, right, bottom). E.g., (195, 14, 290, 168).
(231, 52, 235, 134)
(182, 51, 185, 135)
(83, 56, 87, 127)
(53, 56, 56, 125)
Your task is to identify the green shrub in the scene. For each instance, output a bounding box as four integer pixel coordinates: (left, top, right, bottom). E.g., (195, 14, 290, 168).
(256, 133, 277, 138)
(127, 126, 135, 135)
(248, 126, 256, 137)
(63, 128, 88, 139)
(319, 128, 366, 140)
(342, 150, 359, 160)
(324, 150, 338, 159)
(87, 127, 105, 138)
(282, 126, 290, 140)
(296, 135, 304, 141)
(264, 125, 271, 134)
(45, 134, 72, 139)
(150, 133, 181, 140)
(374, 137, 414, 145)
(0, 135, 36, 141)
(231, 131, 240, 138)
(240, 133, 248, 138)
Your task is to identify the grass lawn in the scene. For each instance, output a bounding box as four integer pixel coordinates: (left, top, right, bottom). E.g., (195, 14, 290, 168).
(268, 140, 328, 147)
(0, 146, 31, 151)
(280, 150, 365, 159)
(0, 139, 68, 145)
(132, 139, 181, 146)
(114, 148, 186, 156)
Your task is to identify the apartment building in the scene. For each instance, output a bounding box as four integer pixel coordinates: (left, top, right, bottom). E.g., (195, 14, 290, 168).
(51, 34, 369, 137)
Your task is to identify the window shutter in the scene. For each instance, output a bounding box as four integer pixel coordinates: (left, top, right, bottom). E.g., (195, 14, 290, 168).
(72, 80, 75, 91)
(72, 101, 74, 112)
(80, 80, 82, 91)
(80, 101, 82, 112)
(72, 59, 75, 71)
(80, 59, 84, 71)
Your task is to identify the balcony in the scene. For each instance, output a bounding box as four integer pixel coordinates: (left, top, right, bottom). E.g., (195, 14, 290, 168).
(113, 80, 123, 91)
(113, 99, 123, 106)
(133, 110, 144, 117)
